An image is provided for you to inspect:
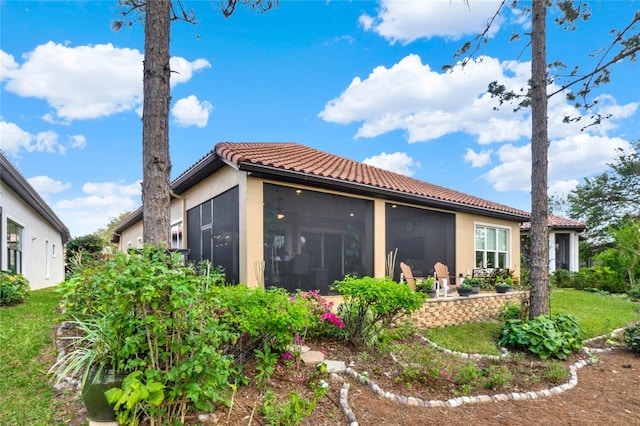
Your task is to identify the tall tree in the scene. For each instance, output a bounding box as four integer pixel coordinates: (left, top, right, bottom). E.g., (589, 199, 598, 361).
(142, 0, 172, 247)
(116, 0, 277, 247)
(455, 1, 639, 318)
(567, 140, 640, 248)
(528, 0, 549, 317)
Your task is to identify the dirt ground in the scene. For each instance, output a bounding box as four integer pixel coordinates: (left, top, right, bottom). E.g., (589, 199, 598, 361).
(50, 330, 640, 426)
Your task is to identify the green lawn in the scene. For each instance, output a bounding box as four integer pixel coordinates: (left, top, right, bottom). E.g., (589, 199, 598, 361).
(425, 289, 640, 354)
(0, 287, 65, 426)
(551, 288, 640, 338)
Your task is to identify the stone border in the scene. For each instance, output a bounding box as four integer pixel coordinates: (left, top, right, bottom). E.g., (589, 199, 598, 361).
(339, 331, 635, 416)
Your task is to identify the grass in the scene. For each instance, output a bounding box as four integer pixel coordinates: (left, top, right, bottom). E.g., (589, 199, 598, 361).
(550, 288, 640, 338)
(425, 288, 640, 353)
(0, 287, 64, 426)
(422, 322, 504, 355)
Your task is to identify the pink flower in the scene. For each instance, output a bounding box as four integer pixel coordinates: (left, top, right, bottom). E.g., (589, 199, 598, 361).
(282, 352, 293, 360)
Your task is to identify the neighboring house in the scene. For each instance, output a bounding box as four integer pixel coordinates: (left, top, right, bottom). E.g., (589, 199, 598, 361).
(520, 215, 586, 273)
(0, 151, 71, 289)
(114, 142, 530, 294)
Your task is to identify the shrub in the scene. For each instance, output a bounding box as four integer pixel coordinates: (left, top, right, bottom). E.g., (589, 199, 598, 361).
(214, 285, 314, 360)
(0, 272, 30, 306)
(58, 247, 237, 423)
(623, 322, 640, 353)
(550, 269, 573, 288)
(571, 266, 627, 293)
(499, 301, 521, 321)
(499, 313, 584, 360)
(332, 275, 426, 346)
(627, 284, 640, 301)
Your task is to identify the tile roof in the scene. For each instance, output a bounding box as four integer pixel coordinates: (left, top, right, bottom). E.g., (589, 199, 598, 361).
(215, 142, 530, 219)
(520, 214, 586, 231)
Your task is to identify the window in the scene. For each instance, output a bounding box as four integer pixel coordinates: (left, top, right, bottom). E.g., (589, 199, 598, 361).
(475, 225, 509, 268)
(7, 219, 23, 274)
(171, 221, 183, 249)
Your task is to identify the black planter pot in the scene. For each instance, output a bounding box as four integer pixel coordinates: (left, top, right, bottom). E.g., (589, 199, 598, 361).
(471, 285, 480, 294)
(495, 285, 512, 294)
(425, 290, 438, 298)
(457, 287, 473, 297)
(82, 367, 125, 422)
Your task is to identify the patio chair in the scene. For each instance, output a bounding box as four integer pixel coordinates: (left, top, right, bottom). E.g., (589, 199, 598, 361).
(399, 262, 430, 292)
(434, 262, 456, 297)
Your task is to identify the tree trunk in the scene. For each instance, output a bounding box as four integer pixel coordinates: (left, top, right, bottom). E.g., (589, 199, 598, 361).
(529, 0, 550, 318)
(142, 0, 172, 247)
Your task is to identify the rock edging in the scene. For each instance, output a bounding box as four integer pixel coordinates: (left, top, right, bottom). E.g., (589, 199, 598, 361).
(341, 333, 629, 410)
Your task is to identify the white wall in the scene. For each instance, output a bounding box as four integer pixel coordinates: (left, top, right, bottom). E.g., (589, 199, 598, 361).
(1, 184, 66, 289)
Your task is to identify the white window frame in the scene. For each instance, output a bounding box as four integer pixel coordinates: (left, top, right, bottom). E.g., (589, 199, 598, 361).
(170, 220, 183, 250)
(474, 223, 510, 269)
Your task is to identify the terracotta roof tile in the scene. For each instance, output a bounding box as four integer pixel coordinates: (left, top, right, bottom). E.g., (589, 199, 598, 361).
(215, 142, 530, 218)
(520, 214, 586, 231)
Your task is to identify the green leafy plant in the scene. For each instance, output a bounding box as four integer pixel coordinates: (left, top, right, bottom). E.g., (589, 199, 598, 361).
(482, 365, 513, 390)
(261, 381, 328, 426)
(105, 371, 165, 426)
(332, 275, 426, 346)
(57, 246, 238, 424)
(623, 321, 640, 353)
(254, 343, 279, 389)
(462, 277, 483, 288)
(0, 272, 30, 306)
(48, 316, 125, 387)
(541, 360, 569, 384)
(499, 301, 521, 321)
(499, 313, 584, 359)
(415, 277, 436, 292)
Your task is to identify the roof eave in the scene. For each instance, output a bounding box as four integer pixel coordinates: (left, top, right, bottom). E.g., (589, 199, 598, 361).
(239, 163, 529, 222)
(1, 155, 71, 242)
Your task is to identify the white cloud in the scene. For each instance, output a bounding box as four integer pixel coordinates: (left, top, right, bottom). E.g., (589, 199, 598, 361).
(464, 148, 492, 168)
(0, 121, 85, 155)
(319, 53, 637, 146)
(360, 0, 504, 44)
(81, 181, 142, 198)
(363, 151, 421, 176)
(320, 54, 531, 143)
(1, 44, 210, 122)
(171, 95, 213, 128)
(27, 176, 71, 195)
(482, 134, 633, 192)
(53, 180, 142, 237)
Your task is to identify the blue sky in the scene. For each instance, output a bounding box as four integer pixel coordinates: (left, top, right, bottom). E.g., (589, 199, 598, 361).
(1, 0, 638, 238)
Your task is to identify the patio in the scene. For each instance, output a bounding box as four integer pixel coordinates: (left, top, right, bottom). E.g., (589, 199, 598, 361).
(412, 290, 528, 328)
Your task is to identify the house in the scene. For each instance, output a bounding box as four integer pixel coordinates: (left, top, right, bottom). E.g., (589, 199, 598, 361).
(520, 215, 586, 273)
(113, 142, 530, 294)
(0, 151, 71, 289)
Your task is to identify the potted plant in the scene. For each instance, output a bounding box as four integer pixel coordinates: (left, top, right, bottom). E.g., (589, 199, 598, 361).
(416, 277, 437, 298)
(462, 276, 482, 294)
(49, 316, 126, 422)
(495, 277, 513, 293)
(456, 282, 474, 297)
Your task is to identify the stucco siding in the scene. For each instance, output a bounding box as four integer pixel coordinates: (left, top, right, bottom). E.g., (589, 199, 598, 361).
(456, 213, 521, 278)
(1, 184, 65, 289)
